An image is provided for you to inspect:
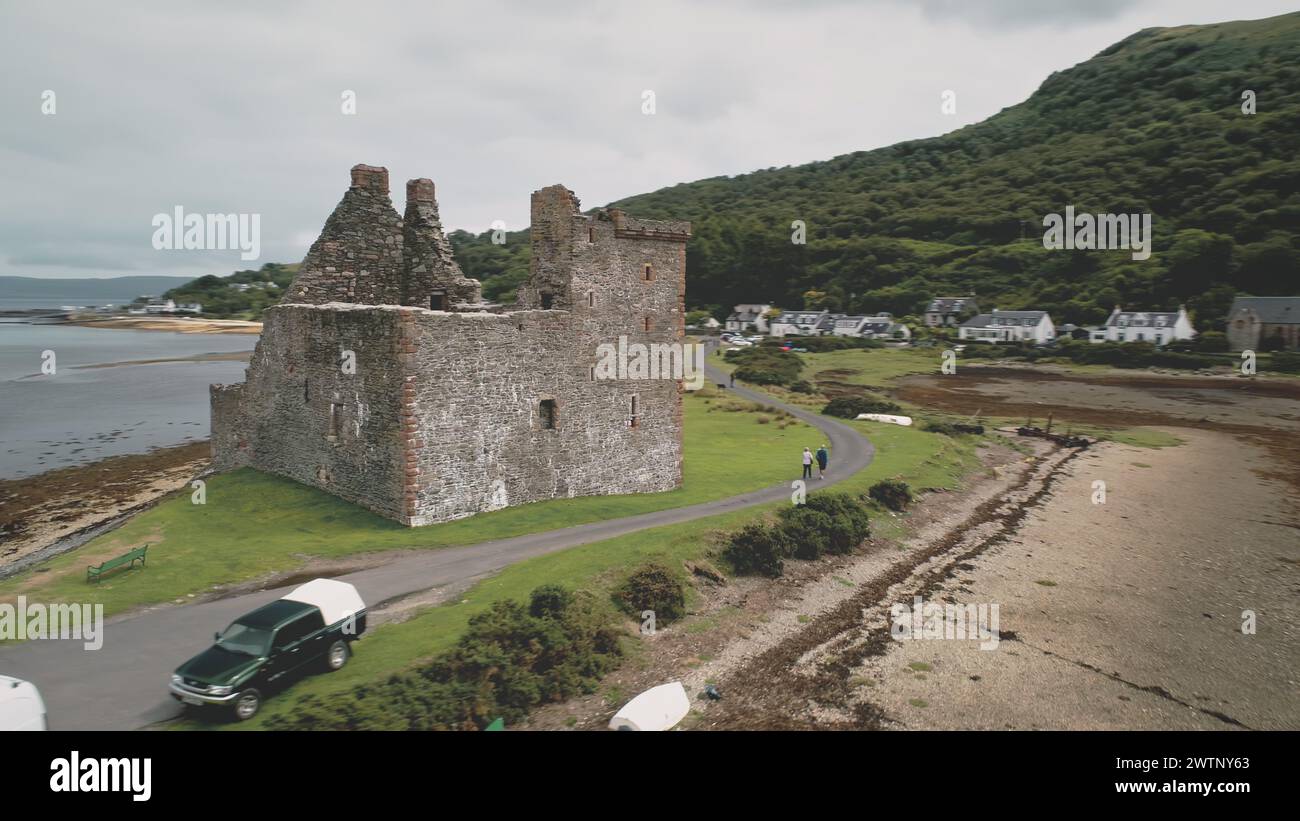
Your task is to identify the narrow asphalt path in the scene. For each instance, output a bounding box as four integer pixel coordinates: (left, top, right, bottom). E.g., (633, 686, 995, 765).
(0, 352, 874, 730)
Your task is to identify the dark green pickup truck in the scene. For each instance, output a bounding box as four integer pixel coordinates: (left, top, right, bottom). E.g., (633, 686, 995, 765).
(169, 579, 367, 721)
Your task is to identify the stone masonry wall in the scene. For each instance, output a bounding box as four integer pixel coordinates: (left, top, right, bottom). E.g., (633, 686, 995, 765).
(223, 303, 408, 521)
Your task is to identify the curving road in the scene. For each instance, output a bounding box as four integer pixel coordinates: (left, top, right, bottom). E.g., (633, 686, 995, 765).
(0, 354, 873, 730)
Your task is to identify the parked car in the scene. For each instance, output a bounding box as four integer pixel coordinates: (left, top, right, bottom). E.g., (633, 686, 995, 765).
(0, 675, 47, 730)
(170, 579, 367, 721)
(728, 337, 753, 347)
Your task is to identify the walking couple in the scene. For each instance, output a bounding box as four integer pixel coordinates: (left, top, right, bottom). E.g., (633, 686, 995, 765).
(802, 444, 829, 480)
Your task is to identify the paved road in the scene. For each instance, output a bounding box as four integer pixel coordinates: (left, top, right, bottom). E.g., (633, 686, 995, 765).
(0, 356, 874, 729)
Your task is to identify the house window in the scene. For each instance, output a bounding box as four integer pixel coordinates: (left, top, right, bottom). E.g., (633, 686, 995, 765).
(643, 263, 653, 282)
(539, 399, 557, 430)
(328, 403, 344, 438)
(629, 395, 639, 428)
(430, 291, 447, 311)
(540, 293, 554, 310)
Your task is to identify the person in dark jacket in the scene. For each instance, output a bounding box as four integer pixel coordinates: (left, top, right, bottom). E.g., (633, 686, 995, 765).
(815, 444, 829, 479)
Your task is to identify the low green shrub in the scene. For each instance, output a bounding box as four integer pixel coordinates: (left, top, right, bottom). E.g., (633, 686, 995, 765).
(796, 492, 871, 554)
(823, 395, 902, 418)
(721, 523, 790, 577)
(868, 479, 913, 512)
(615, 563, 687, 624)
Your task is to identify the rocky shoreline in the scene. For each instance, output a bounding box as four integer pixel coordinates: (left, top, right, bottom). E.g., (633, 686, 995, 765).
(0, 442, 211, 571)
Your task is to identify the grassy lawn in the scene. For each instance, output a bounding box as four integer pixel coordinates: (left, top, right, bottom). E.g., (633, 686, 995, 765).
(0, 387, 811, 619)
(207, 415, 983, 730)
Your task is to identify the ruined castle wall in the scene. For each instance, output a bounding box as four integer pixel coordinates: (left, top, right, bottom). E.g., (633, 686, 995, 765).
(281, 166, 405, 306)
(401, 307, 682, 525)
(230, 303, 408, 521)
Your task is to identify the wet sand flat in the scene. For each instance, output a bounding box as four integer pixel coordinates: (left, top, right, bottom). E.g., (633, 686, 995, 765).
(863, 427, 1300, 730)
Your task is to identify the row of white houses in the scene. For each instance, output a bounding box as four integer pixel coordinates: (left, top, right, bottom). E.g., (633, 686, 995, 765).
(724, 300, 1197, 346)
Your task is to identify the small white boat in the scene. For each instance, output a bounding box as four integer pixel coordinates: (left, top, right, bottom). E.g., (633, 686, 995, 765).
(855, 413, 913, 426)
(608, 681, 690, 731)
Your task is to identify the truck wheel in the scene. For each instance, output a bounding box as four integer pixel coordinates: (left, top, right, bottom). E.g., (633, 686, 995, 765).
(233, 689, 261, 721)
(325, 640, 350, 672)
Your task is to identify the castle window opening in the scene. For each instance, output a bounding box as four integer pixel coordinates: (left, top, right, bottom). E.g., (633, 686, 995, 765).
(643, 263, 653, 281)
(328, 403, 344, 438)
(629, 395, 639, 428)
(541, 292, 554, 309)
(644, 316, 652, 332)
(589, 226, 595, 243)
(430, 291, 447, 311)
(539, 399, 557, 430)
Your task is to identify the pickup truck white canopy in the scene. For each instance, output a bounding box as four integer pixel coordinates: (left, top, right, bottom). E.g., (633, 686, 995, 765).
(282, 579, 365, 628)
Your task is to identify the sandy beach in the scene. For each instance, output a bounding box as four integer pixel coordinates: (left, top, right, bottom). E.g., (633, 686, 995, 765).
(69, 316, 263, 334)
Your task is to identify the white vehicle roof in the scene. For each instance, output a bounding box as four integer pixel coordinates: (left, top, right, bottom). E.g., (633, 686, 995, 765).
(608, 681, 690, 731)
(282, 578, 365, 627)
(0, 676, 46, 731)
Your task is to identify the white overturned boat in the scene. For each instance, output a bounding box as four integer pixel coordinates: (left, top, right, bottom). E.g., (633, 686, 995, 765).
(608, 681, 690, 731)
(855, 413, 913, 426)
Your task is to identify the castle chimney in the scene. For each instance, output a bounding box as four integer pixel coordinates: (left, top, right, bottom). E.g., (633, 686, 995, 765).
(407, 178, 436, 204)
(350, 164, 389, 195)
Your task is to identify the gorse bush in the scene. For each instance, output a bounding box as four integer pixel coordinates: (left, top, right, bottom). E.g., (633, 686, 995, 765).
(264, 585, 622, 731)
(822, 395, 903, 418)
(615, 563, 687, 624)
(721, 522, 790, 578)
(795, 492, 872, 554)
(723, 492, 872, 575)
(868, 479, 913, 512)
(778, 506, 834, 560)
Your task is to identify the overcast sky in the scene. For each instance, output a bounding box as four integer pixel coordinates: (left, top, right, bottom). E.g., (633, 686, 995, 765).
(1, 0, 1293, 279)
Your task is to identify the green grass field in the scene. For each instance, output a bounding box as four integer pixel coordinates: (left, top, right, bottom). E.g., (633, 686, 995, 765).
(0, 387, 812, 619)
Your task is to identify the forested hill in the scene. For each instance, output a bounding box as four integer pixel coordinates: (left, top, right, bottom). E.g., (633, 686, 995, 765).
(450, 12, 1300, 329)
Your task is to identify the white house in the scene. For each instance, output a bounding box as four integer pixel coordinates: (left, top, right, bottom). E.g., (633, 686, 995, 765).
(1088, 306, 1194, 346)
(958, 310, 1055, 344)
(725, 304, 772, 333)
(831, 314, 911, 339)
(142, 297, 177, 314)
(770, 310, 833, 337)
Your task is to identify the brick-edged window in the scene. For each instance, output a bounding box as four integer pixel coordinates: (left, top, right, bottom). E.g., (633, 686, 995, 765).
(643, 316, 652, 332)
(629, 395, 639, 429)
(539, 399, 557, 430)
(643, 263, 654, 281)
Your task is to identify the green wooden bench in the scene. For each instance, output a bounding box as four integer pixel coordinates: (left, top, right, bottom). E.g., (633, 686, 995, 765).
(86, 545, 148, 583)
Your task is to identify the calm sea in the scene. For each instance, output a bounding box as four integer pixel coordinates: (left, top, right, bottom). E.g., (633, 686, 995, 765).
(0, 324, 257, 480)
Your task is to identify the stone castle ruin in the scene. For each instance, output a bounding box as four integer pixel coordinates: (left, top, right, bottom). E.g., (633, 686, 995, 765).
(211, 164, 691, 526)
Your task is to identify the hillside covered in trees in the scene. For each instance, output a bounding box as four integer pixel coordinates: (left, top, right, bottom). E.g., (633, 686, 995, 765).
(162, 262, 299, 318)
(450, 13, 1300, 329)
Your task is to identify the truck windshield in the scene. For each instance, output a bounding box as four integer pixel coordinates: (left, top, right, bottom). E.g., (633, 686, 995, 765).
(216, 623, 272, 656)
